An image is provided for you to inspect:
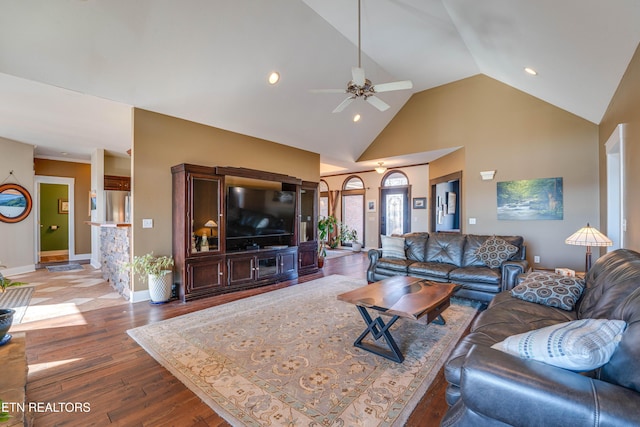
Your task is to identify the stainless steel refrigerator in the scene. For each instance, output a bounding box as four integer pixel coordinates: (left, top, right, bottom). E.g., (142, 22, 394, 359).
(105, 190, 131, 223)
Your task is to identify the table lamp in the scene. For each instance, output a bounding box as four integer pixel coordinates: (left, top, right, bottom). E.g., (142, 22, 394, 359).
(565, 223, 612, 272)
(204, 219, 218, 237)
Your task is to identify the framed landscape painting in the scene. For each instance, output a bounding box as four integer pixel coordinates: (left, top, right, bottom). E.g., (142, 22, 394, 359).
(497, 177, 563, 221)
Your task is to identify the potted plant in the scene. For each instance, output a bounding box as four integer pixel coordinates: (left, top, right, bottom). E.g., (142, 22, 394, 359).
(317, 215, 337, 267)
(125, 253, 174, 303)
(0, 264, 26, 345)
(340, 226, 362, 252)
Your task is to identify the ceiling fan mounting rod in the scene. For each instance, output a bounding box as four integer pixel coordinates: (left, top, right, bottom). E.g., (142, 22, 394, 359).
(358, 0, 361, 69)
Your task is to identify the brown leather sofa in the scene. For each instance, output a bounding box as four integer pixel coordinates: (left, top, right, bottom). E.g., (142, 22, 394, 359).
(442, 248, 640, 426)
(367, 232, 528, 303)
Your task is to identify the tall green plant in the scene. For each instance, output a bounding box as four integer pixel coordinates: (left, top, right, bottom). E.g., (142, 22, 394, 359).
(317, 215, 337, 257)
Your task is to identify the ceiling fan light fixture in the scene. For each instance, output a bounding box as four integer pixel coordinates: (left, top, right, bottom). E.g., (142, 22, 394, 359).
(268, 71, 280, 85)
(375, 162, 387, 174)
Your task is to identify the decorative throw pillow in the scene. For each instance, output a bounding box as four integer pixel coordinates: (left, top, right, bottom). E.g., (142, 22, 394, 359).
(380, 235, 406, 260)
(491, 318, 627, 371)
(511, 272, 584, 311)
(475, 236, 518, 268)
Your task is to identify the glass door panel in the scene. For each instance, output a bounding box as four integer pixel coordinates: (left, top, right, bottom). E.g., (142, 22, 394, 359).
(192, 177, 220, 253)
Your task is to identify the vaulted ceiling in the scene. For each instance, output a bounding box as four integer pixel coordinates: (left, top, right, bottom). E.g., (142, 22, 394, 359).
(1, 1, 639, 174)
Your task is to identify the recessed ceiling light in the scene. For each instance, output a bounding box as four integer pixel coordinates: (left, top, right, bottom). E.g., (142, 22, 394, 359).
(268, 72, 280, 85)
(353, 114, 361, 122)
(524, 67, 538, 76)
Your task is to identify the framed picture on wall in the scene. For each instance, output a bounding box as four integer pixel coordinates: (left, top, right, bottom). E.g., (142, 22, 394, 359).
(58, 199, 69, 214)
(413, 197, 426, 209)
(447, 192, 456, 214)
(367, 200, 376, 212)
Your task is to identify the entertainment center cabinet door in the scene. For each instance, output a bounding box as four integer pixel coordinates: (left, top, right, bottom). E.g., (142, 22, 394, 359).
(279, 249, 297, 277)
(183, 256, 226, 300)
(227, 254, 256, 287)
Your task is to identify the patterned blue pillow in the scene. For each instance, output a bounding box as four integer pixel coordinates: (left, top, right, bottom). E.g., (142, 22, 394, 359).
(380, 235, 406, 260)
(492, 318, 627, 371)
(475, 236, 518, 268)
(511, 272, 584, 311)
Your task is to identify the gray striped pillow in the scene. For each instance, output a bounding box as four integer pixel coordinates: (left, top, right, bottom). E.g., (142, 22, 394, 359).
(381, 235, 406, 260)
(492, 318, 626, 371)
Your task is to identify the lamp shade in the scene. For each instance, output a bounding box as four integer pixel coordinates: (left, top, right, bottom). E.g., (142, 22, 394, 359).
(204, 220, 217, 228)
(565, 223, 612, 247)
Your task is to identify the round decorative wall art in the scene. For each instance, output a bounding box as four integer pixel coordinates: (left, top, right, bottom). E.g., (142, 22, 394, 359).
(0, 183, 33, 223)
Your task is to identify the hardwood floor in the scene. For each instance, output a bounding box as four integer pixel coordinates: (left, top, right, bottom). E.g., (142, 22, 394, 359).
(15, 253, 464, 426)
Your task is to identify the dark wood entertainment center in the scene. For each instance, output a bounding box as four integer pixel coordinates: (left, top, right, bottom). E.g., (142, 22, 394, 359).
(172, 163, 318, 301)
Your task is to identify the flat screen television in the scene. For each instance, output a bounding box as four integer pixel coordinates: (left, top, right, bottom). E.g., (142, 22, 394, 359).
(226, 187, 296, 239)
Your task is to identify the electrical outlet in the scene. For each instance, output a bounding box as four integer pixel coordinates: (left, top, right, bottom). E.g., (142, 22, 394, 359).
(142, 218, 153, 228)
(469, 218, 476, 225)
(534, 255, 540, 263)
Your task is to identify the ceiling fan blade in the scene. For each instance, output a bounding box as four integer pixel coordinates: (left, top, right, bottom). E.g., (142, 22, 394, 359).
(352, 67, 366, 86)
(309, 89, 347, 94)
(373, 80, 413, 93)
(332, 96, 355, 113)
(366, 96, 390, 111)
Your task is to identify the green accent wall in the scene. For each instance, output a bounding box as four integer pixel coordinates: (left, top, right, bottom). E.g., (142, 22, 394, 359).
(40, 183, 69, 251)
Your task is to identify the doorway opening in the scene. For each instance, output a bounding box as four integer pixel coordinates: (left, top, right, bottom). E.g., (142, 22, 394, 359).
(606, 124, 626, 250)
(34, 176, 75, 264)
(430, 171, 461, 232)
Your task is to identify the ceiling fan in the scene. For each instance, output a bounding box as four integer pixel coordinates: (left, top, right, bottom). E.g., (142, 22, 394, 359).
(311, 0, 413, 113)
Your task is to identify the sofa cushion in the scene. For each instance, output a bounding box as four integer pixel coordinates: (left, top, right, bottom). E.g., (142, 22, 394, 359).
(449, 266, 500, 285)
(407, 261, 456, 279)
(491, 318, 627, 371)
(376, 257, 412, 273)
(380, 235, 406, 259)
(403, 233, 429, 262)
(475, 236, 519, 268)
(578, 249, 640, 319)
(511, 272, 584, 311)
(426, 233, 466, 267)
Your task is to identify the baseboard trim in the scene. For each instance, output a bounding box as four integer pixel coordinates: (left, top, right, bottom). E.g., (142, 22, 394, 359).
(2, 264, 36, 277)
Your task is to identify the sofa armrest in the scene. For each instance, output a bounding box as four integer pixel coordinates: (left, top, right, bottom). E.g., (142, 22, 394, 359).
(366, 249, 382, 283)
(500, 259, 528, 291)
(460, 345, 640, 427)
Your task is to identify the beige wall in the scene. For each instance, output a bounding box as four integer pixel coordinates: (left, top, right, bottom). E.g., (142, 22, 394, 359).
(104, 154, 131, 177)
(360, 75, 599, 271)
(599, 44, 640, 251)
(34, 159, 92, 255)
(0, 138, 35, 272)
(322, 164, 430, 249)
(131, 108, 320, 293)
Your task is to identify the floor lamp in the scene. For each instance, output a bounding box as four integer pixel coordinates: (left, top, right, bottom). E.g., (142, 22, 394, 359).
(565, 223, 613, 272)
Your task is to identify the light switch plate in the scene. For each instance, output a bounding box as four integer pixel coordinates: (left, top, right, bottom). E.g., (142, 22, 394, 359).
(142, 219, 153, 228)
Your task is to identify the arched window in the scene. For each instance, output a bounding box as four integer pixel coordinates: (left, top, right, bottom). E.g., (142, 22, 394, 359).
(341, 176, 365, 247)
(380, 170, 410, 236)
(319, 180, 329, 218)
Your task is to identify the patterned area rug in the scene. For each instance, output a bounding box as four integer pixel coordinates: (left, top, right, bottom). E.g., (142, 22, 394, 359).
(127, 275, 479, 426)
(46, 263, 84, 272)
(0, 286, 34, 323)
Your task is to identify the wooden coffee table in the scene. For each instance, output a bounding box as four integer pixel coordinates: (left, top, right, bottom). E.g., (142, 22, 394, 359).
(337, 276, 458, 363)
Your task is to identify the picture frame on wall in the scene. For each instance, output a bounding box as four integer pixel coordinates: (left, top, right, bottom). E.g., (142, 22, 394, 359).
(413, 197, 426, 209)
(367, 200, 376, 212)
(58, 199, 69, 214)
(447, 192, 456, 214)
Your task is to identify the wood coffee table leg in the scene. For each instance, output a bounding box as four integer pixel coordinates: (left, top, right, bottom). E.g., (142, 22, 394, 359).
(353, 306, 404, 363)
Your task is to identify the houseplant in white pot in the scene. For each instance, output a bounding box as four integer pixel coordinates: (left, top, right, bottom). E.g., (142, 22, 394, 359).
(0, 264, 27, 345)
(339, 224, 362, 252)
(126, 253, 174, 303)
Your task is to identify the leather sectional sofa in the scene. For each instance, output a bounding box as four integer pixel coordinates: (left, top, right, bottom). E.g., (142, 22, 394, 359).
(367, 232, 529, 303)
(442, 248, 640, 426)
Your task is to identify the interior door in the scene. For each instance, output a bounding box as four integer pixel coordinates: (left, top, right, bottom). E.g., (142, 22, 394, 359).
(380, 187, 409, 236)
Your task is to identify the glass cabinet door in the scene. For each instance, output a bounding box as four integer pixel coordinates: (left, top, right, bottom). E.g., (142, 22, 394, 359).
(191, 176, 221, 254)
(300, 186, 317, 243)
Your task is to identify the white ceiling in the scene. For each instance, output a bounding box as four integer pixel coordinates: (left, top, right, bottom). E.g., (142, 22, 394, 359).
(1, 1, 639, 174)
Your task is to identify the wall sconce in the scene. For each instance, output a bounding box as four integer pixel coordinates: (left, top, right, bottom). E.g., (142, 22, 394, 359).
(375, 162, 387, 174)
(480, 170, 496, 181)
